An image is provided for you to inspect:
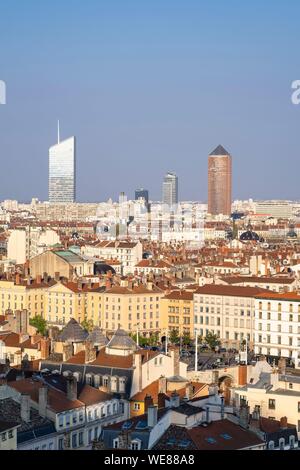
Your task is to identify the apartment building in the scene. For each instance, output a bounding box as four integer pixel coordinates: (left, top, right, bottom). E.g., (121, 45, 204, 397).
(161, 290, 194, 338)
(44, 281, 105, 328)
(81, 241, 143, 275)
(254, 292, 300, 368)
(193, 285, 268, 348)
(102, 282, 164, 337)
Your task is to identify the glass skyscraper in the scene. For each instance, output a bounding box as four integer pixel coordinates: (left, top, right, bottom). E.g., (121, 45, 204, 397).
(162, 172, 178, 206)
(49, 136, 76, 203)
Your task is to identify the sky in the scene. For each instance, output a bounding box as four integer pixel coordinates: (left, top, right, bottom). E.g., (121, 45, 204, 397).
(1, 0, 300, 203)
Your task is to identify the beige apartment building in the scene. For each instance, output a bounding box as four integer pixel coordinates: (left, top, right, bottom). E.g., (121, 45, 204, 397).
(254, 291, 300, 368)
(102, 282, 164, 337)
(193, 285, 268, 348)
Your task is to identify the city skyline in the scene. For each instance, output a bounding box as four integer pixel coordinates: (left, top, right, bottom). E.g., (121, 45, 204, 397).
(1, 1, 300, 202)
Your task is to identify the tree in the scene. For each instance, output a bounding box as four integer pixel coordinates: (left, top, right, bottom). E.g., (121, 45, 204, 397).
(29, 315, 47, 335)
(182, 331, 191, 347)
(169, 329, 180, 345)
(205, 331, 221, 350)
(81, 319, 94, 332)
(148, 333, 159, 346)
(130, 333, 148, 347)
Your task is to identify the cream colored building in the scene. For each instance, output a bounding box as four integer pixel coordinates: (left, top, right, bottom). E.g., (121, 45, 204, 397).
(254, 292, 300, 368)
(29, 249, 94, 279)
(233, 361, 300, 439)
(7, 228, 60, 265)
(81, 241, 142, 275)
(102, 281, 164, 337)
(0, 423, 19, 450)
(193, 285, 268, 348)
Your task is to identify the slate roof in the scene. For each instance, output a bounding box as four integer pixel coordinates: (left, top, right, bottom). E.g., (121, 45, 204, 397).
(106, 328, 138, 351)
(57, 318, 88, 343)
(209, 145, 229, 156)
(87, 327, 108, 347)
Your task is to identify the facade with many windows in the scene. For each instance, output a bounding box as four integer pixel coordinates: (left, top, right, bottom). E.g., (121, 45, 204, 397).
(254, 292, 300, 368)
(193, 285, 267, 347)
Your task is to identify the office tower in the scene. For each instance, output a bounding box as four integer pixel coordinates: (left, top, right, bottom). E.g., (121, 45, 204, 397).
(119, 192, 127, 204)
(208, 145, 232, 216)
(162, 172, 178, 206)
(49, 122, 76, 203)
(135, 188, 149, 203)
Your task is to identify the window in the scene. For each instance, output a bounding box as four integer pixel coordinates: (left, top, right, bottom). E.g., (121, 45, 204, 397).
(113, 438, 119, 449)
(279, 438, 285, 450)
(268, 399, 276, 410)
(268, 440, 274, 450)
(58, 438, 64, 450)
(131, 439, 141, 450)
(134, 403, 140, 411)
(79, 432, 84, 446)
(72, 433, 77, 448)
(290, 435, 295, 449)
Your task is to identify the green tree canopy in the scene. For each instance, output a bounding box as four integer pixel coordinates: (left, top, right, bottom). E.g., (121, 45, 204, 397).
(205, 331, 221, 350)
(29, 315, 47, 335)
(169, 329, 180, 345)
(81, 319, 94, 332)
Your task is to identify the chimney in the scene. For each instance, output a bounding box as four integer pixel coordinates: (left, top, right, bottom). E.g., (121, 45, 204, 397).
(77, 280, 84, 291)
(54, 272, 60, 282)
(157, 392, 166, 409)
(144, 394, 154, 412)
(105, 278, 111, 290)
(239, 403, 250, 429)
(185, 383, 194, 400)
(278, 357, 286, 375)
(147, 405, 158, 428)
(15, 273, 21, 285)
(43, 272, 48, 282)
(66, 374, 77, 401)
(36, 274, 42, 285)
(158, 376, 167, 394)
(38, 386, 48, 417)
(238, 365, 248, 386)
(169, 390, 180, 408)
(280, 416, 288, 429)
(146, 281, 153, 291)
(20, 394, 31, 423)
(85, 340, 97, 363)
(40, 338, 50, 360)
(170, 346, 180, 376)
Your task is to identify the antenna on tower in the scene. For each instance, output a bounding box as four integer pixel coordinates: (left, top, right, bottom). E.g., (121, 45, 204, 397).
(57, 119, 60, 144)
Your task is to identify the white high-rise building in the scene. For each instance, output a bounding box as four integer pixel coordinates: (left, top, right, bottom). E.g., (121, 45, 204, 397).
(49, 122, 76, 203)
(162, 172, 178, 206)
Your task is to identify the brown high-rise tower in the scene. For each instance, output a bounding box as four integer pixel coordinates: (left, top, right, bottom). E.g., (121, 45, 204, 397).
(208, 145, 232, 216)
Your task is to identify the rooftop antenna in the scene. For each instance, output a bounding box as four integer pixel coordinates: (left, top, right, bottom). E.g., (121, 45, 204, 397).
(57, 119, 60, 144)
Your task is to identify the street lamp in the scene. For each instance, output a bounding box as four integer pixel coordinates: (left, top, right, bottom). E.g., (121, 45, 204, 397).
(165, 329, 168, 354)
(194, 328, 199, 373)
(134, 323, 140, 347)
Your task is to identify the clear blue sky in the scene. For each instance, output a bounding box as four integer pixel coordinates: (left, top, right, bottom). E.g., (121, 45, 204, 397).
(1, 0, 300, 202)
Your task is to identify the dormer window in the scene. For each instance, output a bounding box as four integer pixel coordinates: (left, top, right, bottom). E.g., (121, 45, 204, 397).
(113, 438, 119, 449)
(131, 439, 141, 450)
